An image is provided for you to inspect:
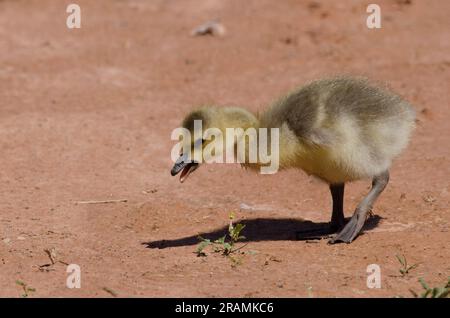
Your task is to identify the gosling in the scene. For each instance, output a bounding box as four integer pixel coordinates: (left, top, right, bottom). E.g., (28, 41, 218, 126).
(171, 77, 415, 243)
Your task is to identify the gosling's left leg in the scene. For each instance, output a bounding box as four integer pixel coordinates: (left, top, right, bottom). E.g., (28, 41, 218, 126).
(329, 170, 389, 244)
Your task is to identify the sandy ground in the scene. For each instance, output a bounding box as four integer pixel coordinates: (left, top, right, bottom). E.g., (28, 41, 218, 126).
(0, 0, 449, 298)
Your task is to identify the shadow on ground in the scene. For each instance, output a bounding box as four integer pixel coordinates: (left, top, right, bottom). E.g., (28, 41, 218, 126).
(143, 215, 382, 249)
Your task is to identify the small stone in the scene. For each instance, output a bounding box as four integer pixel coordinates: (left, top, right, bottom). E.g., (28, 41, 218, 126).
(240, 203, 254, 211)
(422, 194, 436, 204)
(191, 21, 226, 37)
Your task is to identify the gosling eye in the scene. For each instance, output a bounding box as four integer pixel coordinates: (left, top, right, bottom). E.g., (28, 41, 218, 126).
(193, 138, 203, 148)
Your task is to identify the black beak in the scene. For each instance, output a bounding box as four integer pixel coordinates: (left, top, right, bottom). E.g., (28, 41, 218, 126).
(171, 153, 190, 176)
(171, 153, 199, 183)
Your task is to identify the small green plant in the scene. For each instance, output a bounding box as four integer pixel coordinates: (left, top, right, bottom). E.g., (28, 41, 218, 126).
(395, 254, 418, 276)
(196, 213, 247, 257)
(409, 277, 450, 298)
(16, 280, 36, 298)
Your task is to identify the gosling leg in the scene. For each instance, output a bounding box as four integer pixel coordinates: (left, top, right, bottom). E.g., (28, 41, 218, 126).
(329, 171, 389, 244)
(295, 183, 346, 240)
(330, 183, 345, 232)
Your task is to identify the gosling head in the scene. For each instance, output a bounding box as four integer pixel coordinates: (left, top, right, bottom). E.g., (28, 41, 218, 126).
(170, 106, 258, 183)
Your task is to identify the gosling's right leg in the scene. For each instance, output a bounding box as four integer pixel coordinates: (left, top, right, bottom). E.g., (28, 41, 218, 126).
(295, 183, 345, 240)
(330, 183, 345, 232)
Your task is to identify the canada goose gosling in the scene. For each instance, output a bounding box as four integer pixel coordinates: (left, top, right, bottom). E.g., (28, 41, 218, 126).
(171, 77, 415, 243)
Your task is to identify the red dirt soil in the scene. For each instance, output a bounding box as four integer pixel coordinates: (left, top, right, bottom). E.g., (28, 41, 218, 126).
(0, 0, 449, 297)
